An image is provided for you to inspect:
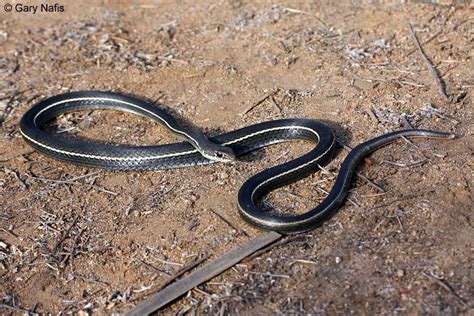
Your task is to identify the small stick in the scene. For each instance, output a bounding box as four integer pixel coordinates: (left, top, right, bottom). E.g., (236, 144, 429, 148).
(381, 158, 428, 168)
(0, 95, 15, 127)
(373, 187, 437, 209)
(453, 17, 474, 31)
(422, 272, 469, 308)
(247, 271, 290, 278)
(0, 303, 38, 315)
(401, 136, 430, 160)
(282, 7, 329, 29)
(366, 108, 379, 124)
(155, 258, 183, 267)
(242, 89, 280, 115)
(400, 115, 414, 129)
(397, 80, 426, 88)
(64, 171, 101, 182)
(357, 76, 426, 88)
(336, 139, 375, 165)
(395, 215, 404, 231)
(318, 187, 360, 207)
(408, 22, 451, 103)
(270, 95, 282, 113)
(155, 254, 210, 291)
(192, 287, 211, 297)
(424, 103, 460, 125)
(291, 259, 317, 265)
(135, 259, 170, 275)
(430, 110, 460, 125)
(63, 225, 87, 263)
(354, 172, 386, 193)
(1, 227, 19, 238)
(406, 29, 442, 56)
(30, 174, 117, 195)
(52, 215, 80, 253)
(209, 208, 249, 236)
(0, 150, 34, 163)
(374, 218, 385, 232)
(317, 164, 332, 176)
(70, 272, 110, 286)
(3, 167, 27, 189)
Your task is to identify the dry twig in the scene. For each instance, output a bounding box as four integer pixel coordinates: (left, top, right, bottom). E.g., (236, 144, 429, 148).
(135, 259, 170, 275)
(282, 7, 329, 29)
(247, 271, 289, 278)
(3, 167, 27, 189)
(423, 103, 460, 125)
(0, 303, 38, 315)
(157, 254, 210, 291)
(406, 29, 442, 56)
(0, 95, 15, 127)
(29, 173, 117, 195)
(422, 272, 469, 308)
(52, 215, 80, 254)
(242, 89, 280, 115)
(408, 22, 451, 103)
(209, 208, 248, 236)
(400, 115, 414, 129)
(381, 158, 429, 168)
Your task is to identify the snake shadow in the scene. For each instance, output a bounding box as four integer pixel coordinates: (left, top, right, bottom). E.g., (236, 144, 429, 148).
(117, 91, 357, 148)
(124, 90, 235, 140)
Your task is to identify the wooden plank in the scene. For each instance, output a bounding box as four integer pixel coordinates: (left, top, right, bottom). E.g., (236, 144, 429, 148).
(125, 231, 282, 315)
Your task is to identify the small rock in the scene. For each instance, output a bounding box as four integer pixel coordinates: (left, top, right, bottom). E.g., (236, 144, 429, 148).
(219, 171, 229, 179)
(397, 269, 405, 277)
(100, 33, 109, 43)
(0, 240, 8, 249)
(106, 302, 116, 310)
(335, 256, 342, 264)
(0, 30, 7, 41)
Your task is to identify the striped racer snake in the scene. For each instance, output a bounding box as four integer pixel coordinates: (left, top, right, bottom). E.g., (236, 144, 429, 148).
(20, 91, 455, 233)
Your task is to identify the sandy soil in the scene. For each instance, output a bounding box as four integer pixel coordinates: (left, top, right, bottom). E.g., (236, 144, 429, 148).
(0, 1, 472, 314)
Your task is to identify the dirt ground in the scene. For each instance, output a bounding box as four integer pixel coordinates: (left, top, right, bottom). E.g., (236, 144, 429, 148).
(1, 0, 473, 314)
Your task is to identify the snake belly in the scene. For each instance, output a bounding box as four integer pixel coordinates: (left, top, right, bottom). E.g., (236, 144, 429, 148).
(20, 91, 455, 233)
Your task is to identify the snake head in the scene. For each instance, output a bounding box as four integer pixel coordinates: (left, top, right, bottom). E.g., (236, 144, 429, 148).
(202, 145, 236, 163)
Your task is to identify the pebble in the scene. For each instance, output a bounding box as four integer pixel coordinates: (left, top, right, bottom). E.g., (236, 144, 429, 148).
(0, 30, 8, 41)
(0, 240, 8, 249)
(335, 256, 342, 264)
(397, 269, 405, 277)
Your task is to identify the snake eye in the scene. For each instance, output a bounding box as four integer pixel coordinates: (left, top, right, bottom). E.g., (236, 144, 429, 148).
(213, 151, 234, 161)
(211, 148, 235, 162)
